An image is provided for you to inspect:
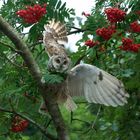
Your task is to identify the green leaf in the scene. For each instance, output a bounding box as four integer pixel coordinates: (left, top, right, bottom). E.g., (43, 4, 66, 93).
(44, 72, 65, 84)
(60, 2, 66, 11)
(56, 1, 62, 9)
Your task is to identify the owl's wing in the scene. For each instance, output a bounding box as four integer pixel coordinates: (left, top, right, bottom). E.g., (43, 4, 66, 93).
(44, 19, 68, 45)
(67, 64, 129, 107)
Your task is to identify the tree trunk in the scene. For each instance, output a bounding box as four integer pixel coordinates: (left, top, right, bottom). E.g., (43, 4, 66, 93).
(0, 15, 70, 140)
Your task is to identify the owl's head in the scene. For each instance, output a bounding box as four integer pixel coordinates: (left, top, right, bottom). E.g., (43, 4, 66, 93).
(47, 55, 71, 73)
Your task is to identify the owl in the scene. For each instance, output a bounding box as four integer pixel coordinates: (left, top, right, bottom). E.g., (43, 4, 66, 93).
(43, 19, 71, 73)
(41, 20, 129, 112)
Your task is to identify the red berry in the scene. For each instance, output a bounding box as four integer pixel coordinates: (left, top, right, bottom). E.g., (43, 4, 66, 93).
(122, 38, 133, 46)
(85, 40, 99, 48)
(105, 7, 126, 23)
(130, 21, 140, 33)
(20, 120, 29, 129)
(11, 116, 29, 133)
(11, 126, 21, 132)
(130, 44, 140, 52)
(119, 38, 140, 53)
(16, 4, 47, 24)
(96, 26, 116, 40)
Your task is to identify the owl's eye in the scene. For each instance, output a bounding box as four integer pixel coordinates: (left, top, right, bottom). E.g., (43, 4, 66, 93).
(55, 59, 60, 63)
(63, 60, 68, 65)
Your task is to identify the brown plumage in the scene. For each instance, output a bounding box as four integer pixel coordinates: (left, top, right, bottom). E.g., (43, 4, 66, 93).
(41, 20, 129, 113)
(43, 19, 68, 57)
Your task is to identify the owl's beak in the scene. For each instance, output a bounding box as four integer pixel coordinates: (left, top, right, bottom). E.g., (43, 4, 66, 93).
(56, 64, 64, 72)
(60, 64, 63, 69)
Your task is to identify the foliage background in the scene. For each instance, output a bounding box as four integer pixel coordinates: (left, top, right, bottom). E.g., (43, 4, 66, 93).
(0, 0, 140, 140)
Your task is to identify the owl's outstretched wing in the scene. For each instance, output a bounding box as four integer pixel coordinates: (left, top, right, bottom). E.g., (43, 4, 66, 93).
(67, 64, 129, 107)
(43, 19, 68, 46)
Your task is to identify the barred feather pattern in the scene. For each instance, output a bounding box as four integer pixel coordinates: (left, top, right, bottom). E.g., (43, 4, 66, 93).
(43, 19, 68, 57)
(42, 20, 130, 113)
(44, 19, 68, 43)
(48, 19, 68, 44)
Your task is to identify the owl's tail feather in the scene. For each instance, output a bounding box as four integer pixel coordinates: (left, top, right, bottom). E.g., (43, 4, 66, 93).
(47, 19, 68, 45)
(64, 95, 77, 112)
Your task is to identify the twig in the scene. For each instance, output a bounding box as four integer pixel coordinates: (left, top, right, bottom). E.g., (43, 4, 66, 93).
(67, 26, 91, 35)
(74, 54, 86, 66)
(0, 41, 23, 54)
(72, 118, 90, 125)
(68, 29, 84, 35)
(95, 50, 99, 60)
(70, 110, 90, 124)
(0, 106, 57, 140)
(20, 32, 29, 35)
(75, 101, 87, 104)
(70, 111, 73, 123)
(46, 119, 52, 128)
(83, 105, 101, 134)
(67, 26, 83, 30)
(91, 105, 101, 129)
(67, 26, 85, 35)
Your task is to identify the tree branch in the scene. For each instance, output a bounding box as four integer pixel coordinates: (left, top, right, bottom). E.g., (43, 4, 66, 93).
(44, 84, 70, 140)
(67, 26, 88, 35)
(0, 16, 42, 85)
(67, 29, 84, 35)
(0, 16, 70, 140)
(0, 41, 23, 54)
(0, 106, 57, 140)
(69, 26, 82, 30)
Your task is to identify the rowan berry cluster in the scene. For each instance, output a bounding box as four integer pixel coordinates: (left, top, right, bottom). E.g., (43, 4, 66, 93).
(85, 40, 99, 48)
(130, 21, 140, 33)
(119, 38, 140, 53)
(105, 8, 126, 23)
(16, 4, 47, 24)
(96, 26, 116, 40)
(11, 116, 29, 132)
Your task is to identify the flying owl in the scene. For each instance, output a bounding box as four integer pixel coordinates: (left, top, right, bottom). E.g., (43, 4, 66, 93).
(43, 19, 70, 73)
(41, 20, 129, 112)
